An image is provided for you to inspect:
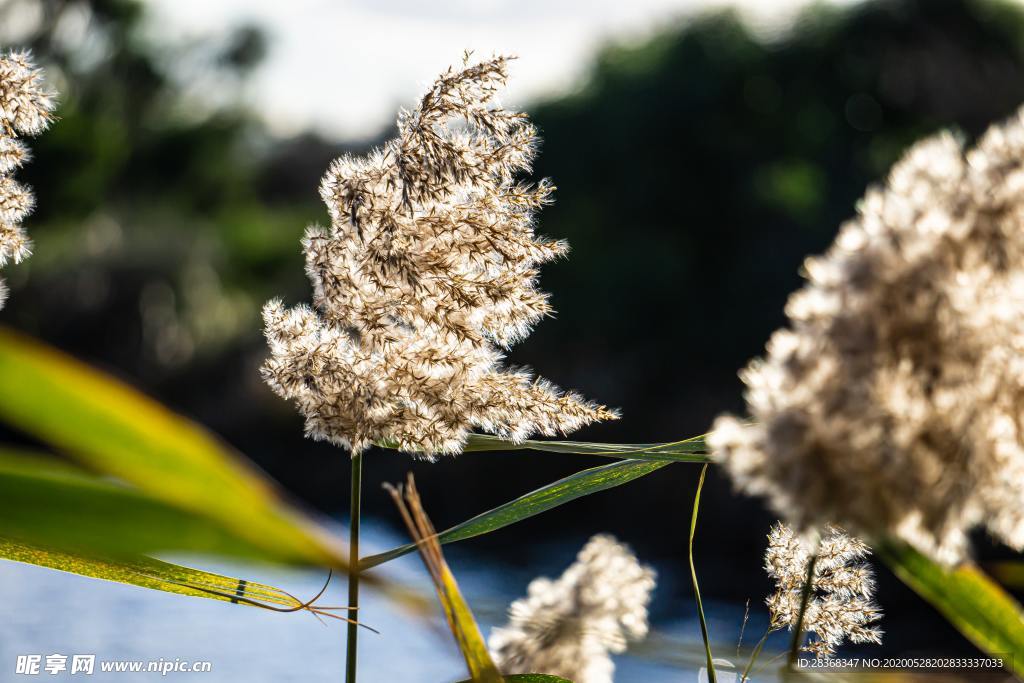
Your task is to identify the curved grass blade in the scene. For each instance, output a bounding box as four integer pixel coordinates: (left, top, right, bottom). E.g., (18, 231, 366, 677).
(376, 434, 709, 462)
(361, 459, 669, 571)
(740, 630, 770, 682)
(0, 450, 402, 622)
(877, 538, 1024, 677)
(463, 434, 709, 463)
(0, 537, 336, 616)
(689, 464, 716, 683)
(387, 475, 503, 683)
(0, 328, 348, 569)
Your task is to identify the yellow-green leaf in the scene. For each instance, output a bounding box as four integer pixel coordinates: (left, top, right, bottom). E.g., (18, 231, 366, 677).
(387, 475, 503, 683)
(877, 538, 1024, 676)
(0, 328, 347, 568)
(437, 562, 503, 682)
(361, 459, 669, 571)
(0, 449, 290, 560)
(0, 537, 327, 613)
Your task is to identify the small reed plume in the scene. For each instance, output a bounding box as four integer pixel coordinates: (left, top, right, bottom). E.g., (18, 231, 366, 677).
(488, 534, 655, 683)
(261, 54, 616, 457)
(710, 107, 1024, 563)
(764, 523, 882, 658)
(0, 50, 55, 307)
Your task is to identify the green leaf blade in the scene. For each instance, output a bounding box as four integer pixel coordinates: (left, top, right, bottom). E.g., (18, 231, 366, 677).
(878, 538, 1024, 676)
(0, 537, 312, 611)
(0, 449, 289, 561)
(462, 434, 710, 463)
(361, 460, 668, 571)
(0, 329, 348, 569)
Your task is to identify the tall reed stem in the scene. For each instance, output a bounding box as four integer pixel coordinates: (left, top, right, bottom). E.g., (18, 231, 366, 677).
(787, 552, 818, 669)
(345, 453, 363, 683)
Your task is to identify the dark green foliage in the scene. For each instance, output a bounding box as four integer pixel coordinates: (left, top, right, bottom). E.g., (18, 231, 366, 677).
(527, 0, 1024, 445)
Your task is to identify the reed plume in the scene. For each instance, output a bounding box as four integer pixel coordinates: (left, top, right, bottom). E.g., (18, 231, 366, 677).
(489, 534, 655, 683)
(765, 523, 882, 658)
(711, 107, 1024, 563)
(0, 50, 54, 307)
(261, 54, 615, 457)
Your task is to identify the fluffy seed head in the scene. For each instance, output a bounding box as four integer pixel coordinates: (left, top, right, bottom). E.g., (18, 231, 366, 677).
(261, 55, 616, 456)
(765, 523, 882, 658)
(489, 534, 655, 683)
(0, 50, 53, 306)
(710, 107, 1024, 564)
(0, 137, 28, 174)
(0, 50, 55, 135)
(0, 176, 32, 225)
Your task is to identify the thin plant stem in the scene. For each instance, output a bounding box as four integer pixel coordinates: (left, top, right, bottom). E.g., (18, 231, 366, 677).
(741, 628, 772, 682)
(787, 552, 818, 669)
(345, 452, 363, 683)
(737, 598, 750, 658)
(689, 463, 716, 683)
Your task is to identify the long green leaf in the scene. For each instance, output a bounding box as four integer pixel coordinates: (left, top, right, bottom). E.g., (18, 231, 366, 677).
(877, 538, 1024, 676)
(461, 434, 709, 463)
(0, 537, 327, 613)
(0, 449, 412, 615)
(376, 434, 709, 462)
(361, 459, 668, 571)
(0, 328, 347, 568)
(0, 449, 290, 560)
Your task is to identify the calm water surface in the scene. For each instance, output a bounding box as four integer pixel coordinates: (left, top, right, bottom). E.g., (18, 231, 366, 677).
(0, 521, 758, 682)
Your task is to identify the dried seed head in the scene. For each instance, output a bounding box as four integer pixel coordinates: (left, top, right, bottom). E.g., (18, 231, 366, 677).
(262, 55, 616, 456)
(0, 176, 33, 225)
(0, 137, 28, 174)
(711, 107, 1024, 564)
(0, 50, 53, 307)
(0, 50, 54, 135)
(765, 523, 882, 658)
(489, 534, 655, 683)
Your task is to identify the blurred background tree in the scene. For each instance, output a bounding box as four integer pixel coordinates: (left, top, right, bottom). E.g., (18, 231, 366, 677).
(4, 0, 1024, 656)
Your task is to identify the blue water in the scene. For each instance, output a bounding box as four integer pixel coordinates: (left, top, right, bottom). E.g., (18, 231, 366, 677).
(0, 521, 762, 682)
